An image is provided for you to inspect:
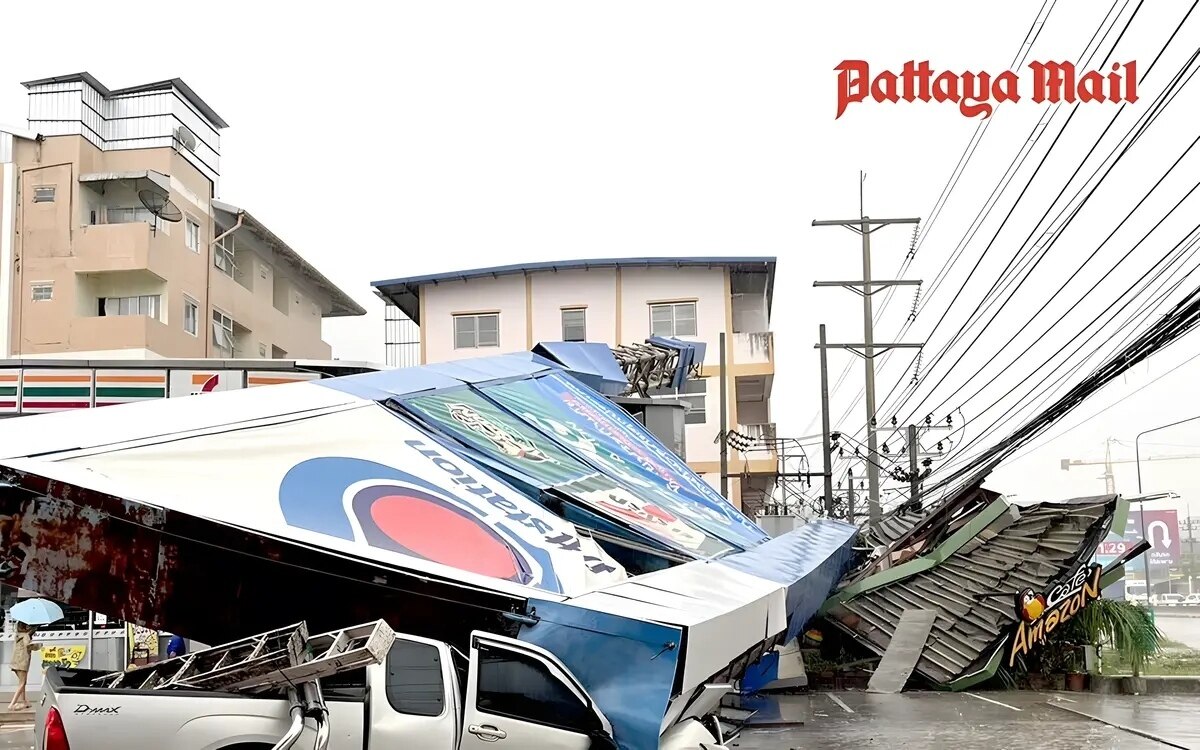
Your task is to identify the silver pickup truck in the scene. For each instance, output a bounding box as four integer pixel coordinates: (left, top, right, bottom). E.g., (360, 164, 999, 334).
(36, 629, 728, 750)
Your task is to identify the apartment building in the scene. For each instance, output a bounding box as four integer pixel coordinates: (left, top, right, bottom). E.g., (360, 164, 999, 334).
(0, 73, 363, 360)
(372, 257, 777, 511)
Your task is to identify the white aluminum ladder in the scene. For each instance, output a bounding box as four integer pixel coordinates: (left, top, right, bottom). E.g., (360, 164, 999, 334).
(93, 620, 396, 694)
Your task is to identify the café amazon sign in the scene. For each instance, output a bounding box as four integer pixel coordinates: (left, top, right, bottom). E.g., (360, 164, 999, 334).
(1007, 562, 1103, 667)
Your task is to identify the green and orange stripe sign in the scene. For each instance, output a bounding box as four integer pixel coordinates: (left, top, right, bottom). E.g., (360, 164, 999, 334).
(20, 370, 94, 413)
(95, 370, 167, 407)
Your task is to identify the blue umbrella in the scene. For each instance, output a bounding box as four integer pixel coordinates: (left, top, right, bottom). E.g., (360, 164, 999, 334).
(9, 598, 65, 626)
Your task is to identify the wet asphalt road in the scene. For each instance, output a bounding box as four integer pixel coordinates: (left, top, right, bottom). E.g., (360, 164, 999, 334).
(1155, 612, 1200, 650)
(733, 691, 1200, 749)
(3, 691, 1197, 748)
(0, 721, 31, 750)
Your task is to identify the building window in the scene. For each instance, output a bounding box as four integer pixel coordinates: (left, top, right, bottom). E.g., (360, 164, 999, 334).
(33, 186, 55, 203)
(99, 295, 161, 320)
(453, 313, 499, 349)
(183, 297, 199, 336)
(649, 378, 707, 425)
(31, 283, 53, 302)
(475, 643, 600, 733)
(186, 218, 201, 252)
(561, 308, 586, 342)
(649, 302, 697, 337)
(214, 235, 235, 276)
(212, 309, 235, 356)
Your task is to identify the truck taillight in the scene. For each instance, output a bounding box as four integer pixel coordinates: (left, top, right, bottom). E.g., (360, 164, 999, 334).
(45, 707, 71, 750)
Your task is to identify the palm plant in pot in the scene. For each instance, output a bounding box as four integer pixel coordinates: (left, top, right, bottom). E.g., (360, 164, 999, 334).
(1064, 598, 1161, 692)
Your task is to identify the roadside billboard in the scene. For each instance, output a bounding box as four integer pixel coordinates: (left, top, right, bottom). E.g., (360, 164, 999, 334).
(1126, 510, 1180, 567)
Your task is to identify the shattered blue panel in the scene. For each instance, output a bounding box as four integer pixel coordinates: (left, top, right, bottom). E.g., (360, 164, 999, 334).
(532, 342, 630, 395)
(719, 520, 858, 642)
(740, 651, 780, 694)
(519, 599, 682, 750)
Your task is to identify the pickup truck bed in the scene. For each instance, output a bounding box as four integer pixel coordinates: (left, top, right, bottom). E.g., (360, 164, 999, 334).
(40, 667, 368, 750)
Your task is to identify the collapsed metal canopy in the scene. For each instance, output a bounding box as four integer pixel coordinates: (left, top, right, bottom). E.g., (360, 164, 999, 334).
(822, 492, 1129, 690)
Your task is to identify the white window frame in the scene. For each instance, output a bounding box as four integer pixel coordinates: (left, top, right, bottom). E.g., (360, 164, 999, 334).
(649, 301, 698, 337)
(182, 296, 199, 337)
(185, 216, 201, 253)
(212, 309, 235, 356)
(30, 282, 54, 302)
(561, 308, 586, 342)
(453, 313, 500, 349)
(101, 294, 162, 320)
(214, 234, 235, 276)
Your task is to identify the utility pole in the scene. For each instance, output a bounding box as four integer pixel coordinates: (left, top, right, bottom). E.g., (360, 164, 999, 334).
(812, 212, 922, 534)
(719, 332, 728, 501)
(1103, 438, 1116, 495)
(1189, 502, 1195, 596)
(908, 424, 920, 507)
(846, 468, 856, 525)
(819, 324, 834, 515)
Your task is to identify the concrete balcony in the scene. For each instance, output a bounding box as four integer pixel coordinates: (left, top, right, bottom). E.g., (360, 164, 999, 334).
(732, 331, 773, 368)
(65, 314, 196, 357)
(74, 222, 171, 279)
(739, 422, 777, 443)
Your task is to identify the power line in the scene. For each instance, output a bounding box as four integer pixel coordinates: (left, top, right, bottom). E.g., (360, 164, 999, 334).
(927, 221, 1200, 478)
(827, 0, 1146, 455)
(804, 0, 1068, 434)
(885, 7, 1199, 429)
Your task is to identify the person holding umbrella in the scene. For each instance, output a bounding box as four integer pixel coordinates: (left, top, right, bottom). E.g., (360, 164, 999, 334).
(7, 598, 64, 711)
(8, 620, 39, 710)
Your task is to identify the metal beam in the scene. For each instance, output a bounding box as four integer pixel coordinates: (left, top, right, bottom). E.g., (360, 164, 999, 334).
(812, 218, 921, 226)
(813, 280, 923, 287)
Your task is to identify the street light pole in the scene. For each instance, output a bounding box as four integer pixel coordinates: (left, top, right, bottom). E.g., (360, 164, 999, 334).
(1135, 413, 1200, 607)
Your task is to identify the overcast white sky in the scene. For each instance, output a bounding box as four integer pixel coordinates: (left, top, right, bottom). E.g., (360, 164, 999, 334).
(5, 0, 1200, 522)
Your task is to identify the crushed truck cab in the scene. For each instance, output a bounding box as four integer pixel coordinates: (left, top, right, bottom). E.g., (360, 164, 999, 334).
(36, 628, 727, 750)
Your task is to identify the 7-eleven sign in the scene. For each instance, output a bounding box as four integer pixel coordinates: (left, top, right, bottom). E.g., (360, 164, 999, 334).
(169, 371, 246, 397)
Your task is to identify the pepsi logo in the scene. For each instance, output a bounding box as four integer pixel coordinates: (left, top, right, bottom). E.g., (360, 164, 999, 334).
(279, 456, 545, 588)
(350, 483, 528, 581)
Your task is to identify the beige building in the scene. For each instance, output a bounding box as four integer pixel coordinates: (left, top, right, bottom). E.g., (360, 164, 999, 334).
(372, 257, 778, 512)
(0, 73, 363, 360)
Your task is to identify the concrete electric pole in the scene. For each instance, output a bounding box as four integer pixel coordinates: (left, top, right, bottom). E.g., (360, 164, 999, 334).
(812, 211, 923, 534)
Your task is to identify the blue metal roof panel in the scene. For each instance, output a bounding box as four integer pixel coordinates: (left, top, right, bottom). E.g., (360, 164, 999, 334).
(424, 353, 560, 384)
(719, 519, 858, 645)
(371, 256, 776, 290)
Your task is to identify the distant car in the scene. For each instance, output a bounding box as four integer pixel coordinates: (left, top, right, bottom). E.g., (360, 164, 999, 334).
(1159, 593, 1186, 606)
(1185, 594, 1200, 605)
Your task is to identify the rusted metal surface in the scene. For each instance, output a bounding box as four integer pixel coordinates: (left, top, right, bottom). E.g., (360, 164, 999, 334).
(0, 468, 525, 650)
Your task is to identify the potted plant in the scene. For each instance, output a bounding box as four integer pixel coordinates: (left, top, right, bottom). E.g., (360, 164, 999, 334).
(1067, 599, 1161, 693)
(1065, 647, 1088, 691)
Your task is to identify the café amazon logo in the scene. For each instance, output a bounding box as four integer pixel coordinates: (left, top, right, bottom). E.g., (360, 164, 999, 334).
(1007, 561, 1103, 667)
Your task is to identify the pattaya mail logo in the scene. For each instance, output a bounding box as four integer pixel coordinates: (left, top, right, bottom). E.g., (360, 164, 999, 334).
(834, 60, 1138, 119)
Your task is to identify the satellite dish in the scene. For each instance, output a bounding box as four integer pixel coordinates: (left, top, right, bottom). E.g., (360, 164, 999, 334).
(138, 189, 183, 235)
(174, 126, 197, 152)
